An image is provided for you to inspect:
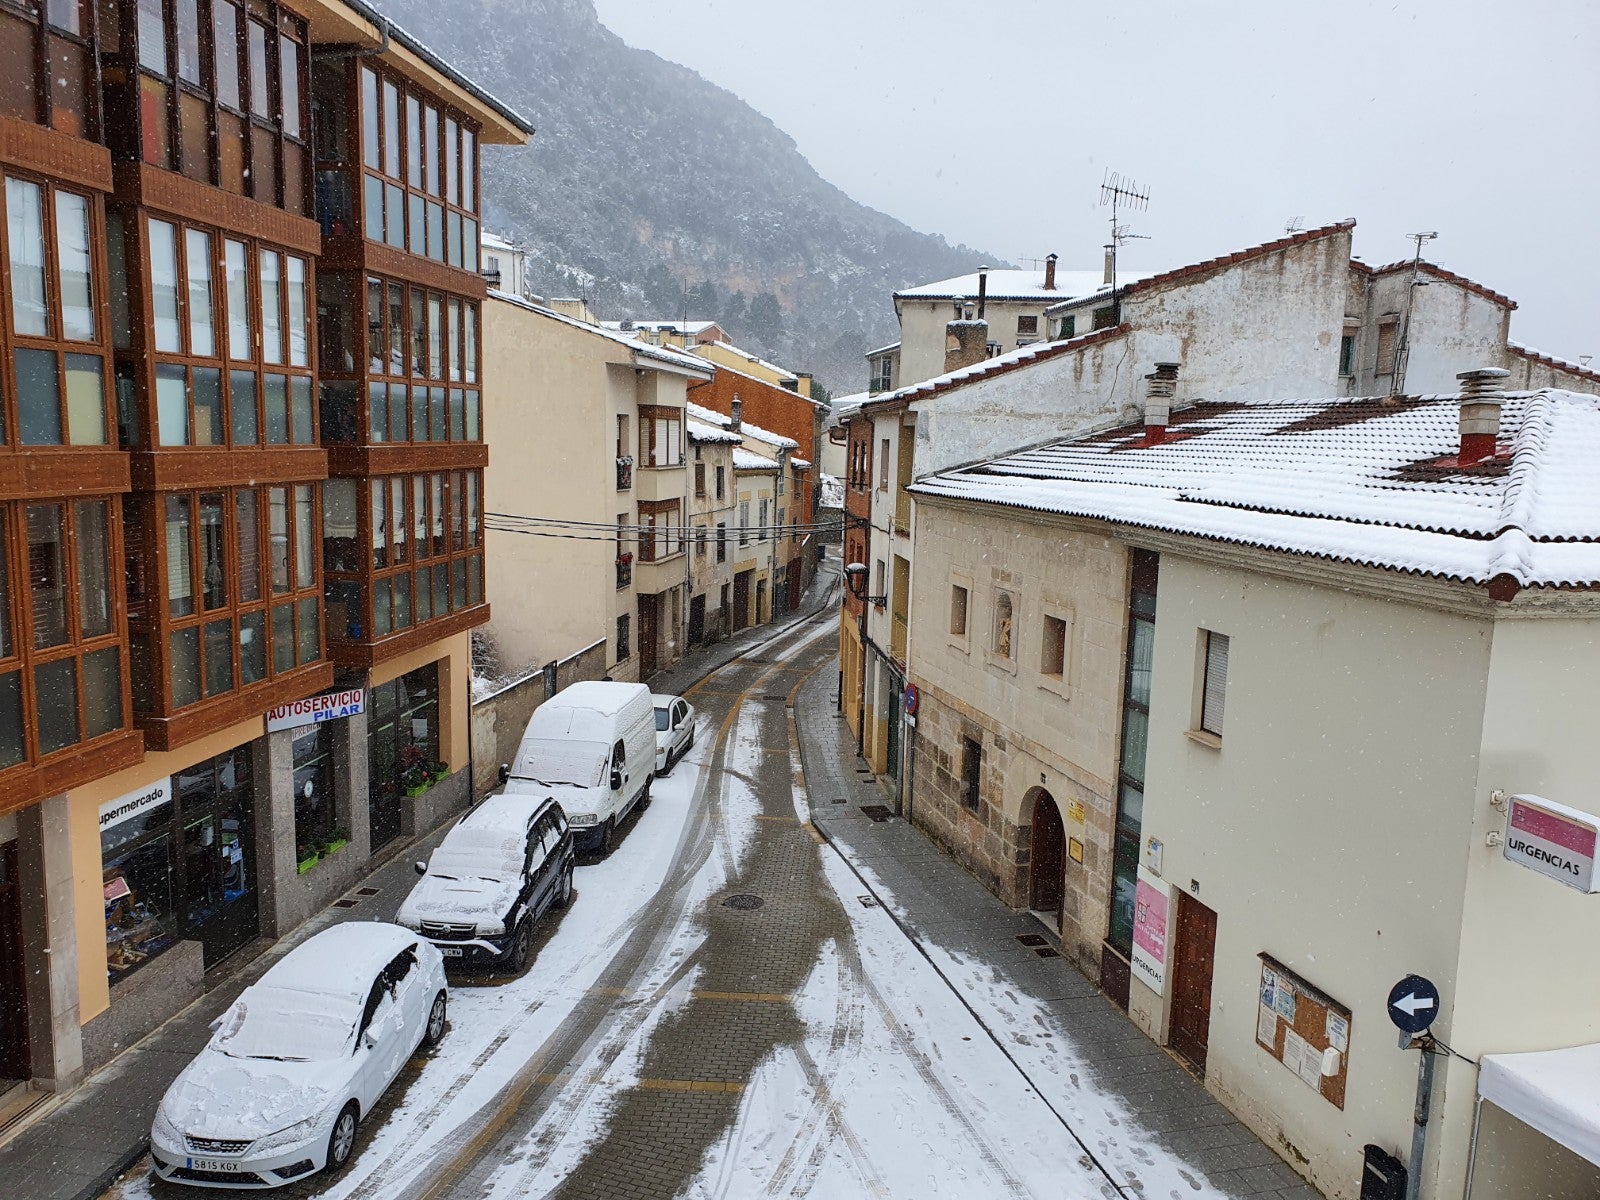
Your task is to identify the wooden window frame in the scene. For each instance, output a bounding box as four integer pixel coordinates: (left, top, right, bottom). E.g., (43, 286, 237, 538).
(0, 1, 106, 139)
(637, 404, 682, 469)
(323, 468, 484, 648)
(637, 498, 682, 564)
(0, 171, 116, 451)
(0, 499, 132, 779)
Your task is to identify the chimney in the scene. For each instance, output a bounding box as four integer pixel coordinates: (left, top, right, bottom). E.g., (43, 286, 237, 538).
(1456, 368, 1510, 463)
(1103, 245, 1116, 287)
(1044, 253, 1058, 291)
(976, 266, 989, 319)
(1142, 361, 1180, 446)
(945, 317, 989, 374)
(729, 395, 742, 431)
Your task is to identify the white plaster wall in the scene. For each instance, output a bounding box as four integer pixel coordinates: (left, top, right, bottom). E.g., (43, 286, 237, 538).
(1502, 352, 1600, 395)
(897, 298, 1059, 387)
(1136, 555, 1491, 1200)
(1398, 282, 1510, 395)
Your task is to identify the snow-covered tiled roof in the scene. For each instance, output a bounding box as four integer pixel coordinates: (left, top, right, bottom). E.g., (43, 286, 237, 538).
(790, 457, 812, 470)
(733, 448, 780, 471)
(896, 269, 1147, 304)
(686, 402, 799, 450)
(865, 341, 901, 358)
(687, 419, 742, 445)
(910, 389, 1600, 591)
(600, 319, 719, 335)
(488, 291, 713, 376)
(692, 341, 799, 381)
(1509, 343, 1600, 387)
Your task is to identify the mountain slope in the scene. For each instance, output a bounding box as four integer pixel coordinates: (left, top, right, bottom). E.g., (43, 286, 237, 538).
(369, 0, 991, 393)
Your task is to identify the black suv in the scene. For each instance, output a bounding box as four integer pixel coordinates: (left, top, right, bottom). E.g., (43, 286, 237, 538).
(397, 793, 576, 972)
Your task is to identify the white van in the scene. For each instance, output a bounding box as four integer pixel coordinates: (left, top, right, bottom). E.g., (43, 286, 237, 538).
(504, 681, 655, 854)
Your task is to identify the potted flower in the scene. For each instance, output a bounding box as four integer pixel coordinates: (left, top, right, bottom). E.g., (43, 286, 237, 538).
(296, 843, 319, 874)
(431, 761, 450, 784)
(400, 745, 432, 798)
(322, 828, 350, 857)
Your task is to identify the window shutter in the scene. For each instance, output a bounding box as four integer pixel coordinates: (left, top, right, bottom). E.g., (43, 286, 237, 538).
(1202, 632, 1229, 735)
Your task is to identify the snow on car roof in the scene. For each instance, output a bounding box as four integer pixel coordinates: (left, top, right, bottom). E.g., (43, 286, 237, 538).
(259, 923, 419, 1006)
(548, 680, 650, 717)
(911, 389, 1600, 589)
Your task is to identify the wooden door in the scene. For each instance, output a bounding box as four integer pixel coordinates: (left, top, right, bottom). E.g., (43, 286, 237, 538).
(639, 594, 659, 675)
(732, 572, 750, 632)
(1169, 894, 1218, 1072)
(0, 841, 29, 1080)
(688, 595, 705, 646)
(1029, 795, 1065, 920)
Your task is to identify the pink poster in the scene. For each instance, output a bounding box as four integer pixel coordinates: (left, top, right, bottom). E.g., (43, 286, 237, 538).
(1132, 869, 1170, 993)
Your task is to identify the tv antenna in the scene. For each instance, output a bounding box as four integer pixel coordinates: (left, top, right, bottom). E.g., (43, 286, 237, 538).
(1100, 171, 1150, 294)
(1284, 215, 1305, 235)
(1392, 231, 1438, 396)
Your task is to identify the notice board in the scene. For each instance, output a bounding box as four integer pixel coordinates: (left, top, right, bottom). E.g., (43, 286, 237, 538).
(1255, 953, 1350, 1110)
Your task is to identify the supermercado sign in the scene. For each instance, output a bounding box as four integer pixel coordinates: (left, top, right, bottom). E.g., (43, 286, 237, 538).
(1504, 794, 1600, 893)
(98, 778, 172, 833)
(266, 688, 366, 733)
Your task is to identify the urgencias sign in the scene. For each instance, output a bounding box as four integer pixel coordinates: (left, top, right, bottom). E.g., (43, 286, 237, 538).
(1504, 794, 1600, 893)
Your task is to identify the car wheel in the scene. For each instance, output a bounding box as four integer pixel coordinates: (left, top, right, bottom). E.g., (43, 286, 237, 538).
(555, 861, 574, 909)
(507, 920, 532, 973)
(422, 991, 447, 1048)
(326, 1102, 359, 1173)
(598, 817, 616, 855)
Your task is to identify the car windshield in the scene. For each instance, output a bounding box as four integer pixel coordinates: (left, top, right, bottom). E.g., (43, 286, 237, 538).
(428, 826, 526, 883)
(514, 739, 608, 787)
(213, 985, 360, 1062)
(654, 707, 670, 731)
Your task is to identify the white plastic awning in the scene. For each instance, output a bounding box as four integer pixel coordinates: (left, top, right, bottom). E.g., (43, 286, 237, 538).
(1479, 1043, 1600, 1168)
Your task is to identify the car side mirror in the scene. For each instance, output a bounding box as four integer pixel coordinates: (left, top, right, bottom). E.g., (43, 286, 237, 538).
(610, 769, 623, 791)
(362, 1030, 377, 1051)
(498, 764, 510, 785)
(414, 860, 427, 876)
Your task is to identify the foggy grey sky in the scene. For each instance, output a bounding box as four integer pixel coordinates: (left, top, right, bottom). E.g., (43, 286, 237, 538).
(591, 0, 1598, 364)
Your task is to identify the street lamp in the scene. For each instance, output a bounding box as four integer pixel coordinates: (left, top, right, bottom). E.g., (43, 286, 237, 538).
(843, 561, 887, 606)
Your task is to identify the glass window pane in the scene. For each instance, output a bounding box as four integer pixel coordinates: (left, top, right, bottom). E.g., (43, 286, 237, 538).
(424, 104, 438, 193)
(363, 173, 382, 243)
(171, 626, 200, 707)
(55, 191, 95, 342)
(389, 382, 405, 442)
(0, 673, 19, 769)
(430, 473, 446, 557)
(451, 471, 465, 551)
(413, 567, 431, 623)
(108, 212, 131, 351)
(361, 66, 379, 168)
(47, 0, 82, 35)
(1120, 705, 1149, 786)
(322, 479, 357, 573)
(224, 240, 251, 360)
(247, 20, 269, 118)
(326, 579, 361, 641)
(464, 218, 478, 273)
(155, 363, 188, 446)
(264, 374, 288, 444)
(384, 182, 403, 249)
(296, 595, 318, 664)
(0, 521, 9, 657)
(294, 484, 313, 589)
(165, 495, 194, 618)
(406, 95, 420, 186)
(83, 646, 123, 740)
(213, 1, 240, 109)
(447, 210, 462, 269)
(412, 475, 427, 548)
(467, 474, 479, 546)
(465, 389, 479, 441)
(191, 366, 223, 446)
(447, 300, 461, 382)
(462, 129, 475, 212)
(467, 555, 481, 606)
(367, 383, 386, 445)
(391, 473, 406, 562)
(236, 489, 260, 602)
(464, 305, 477, 383)
(182, 230, 214, 355)
(230, 370, 258, 444)
(382, 79, 398, 177)
(372, 576, 390, 636)
(444, 117, 458, 203)
(425, 202, 442, 263)
(204, 618, 233, 697)
(200, 493, 226, 609)
(137, 0, 167, 74)
(150, 219, 181, 351)
(386, 282, 403, 375)
(17, 348, 63, 446)
(175, 0, 201, 84)
(279, 36, 300, 138)
(239, 610, 265, 684)
(259, 250, 282, 364)
(429, 388, 444, 445)
(26, 505, 68, 648)
(291, 376, 313, 445)
(272, 603, 293, 673)
(448, 388, 463, 442)
(370, 479, 387, 570)
(410, 384, 427, 442)
(392, 572, 411, 629)
(268, 487, 289, 593)
(366, 278, 383, 373)
(75, 499, 112, 638)
(286, 256, 308, 366)
(427, 293, 442, 379)
(64, 353, 107, 447)
(433, 562, 447, 615)
(35, 658, 79, 754)
(452, 559, 465, 611)
(6, 179, 48, 337)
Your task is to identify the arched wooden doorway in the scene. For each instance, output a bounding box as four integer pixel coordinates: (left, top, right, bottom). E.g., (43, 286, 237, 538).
(1029, 791, 1065, 923)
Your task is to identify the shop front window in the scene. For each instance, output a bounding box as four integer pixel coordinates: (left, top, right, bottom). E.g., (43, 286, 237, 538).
(292, 722, 340, 866)
(367, 662, 440, 851)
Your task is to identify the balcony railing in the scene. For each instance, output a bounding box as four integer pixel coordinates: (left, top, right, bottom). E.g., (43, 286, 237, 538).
(891, 612, 908, 662)
(616, 456, 634, 489)
(616, 556, 632, 589)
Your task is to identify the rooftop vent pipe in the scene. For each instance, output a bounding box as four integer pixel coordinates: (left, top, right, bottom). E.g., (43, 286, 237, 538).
(730, 395, 743, 431)
(1456, 368, 1509, 463)
(1044, 254, 1058, 291)
(976, 266, 989, 319)
(1143, 361, 1181, 446)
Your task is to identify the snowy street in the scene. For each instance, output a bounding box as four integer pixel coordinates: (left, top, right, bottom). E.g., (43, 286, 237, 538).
(103, 609, 1293, 1200)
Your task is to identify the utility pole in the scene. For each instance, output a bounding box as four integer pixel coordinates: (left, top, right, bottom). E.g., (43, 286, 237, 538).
(1391, 231, 1437, 396)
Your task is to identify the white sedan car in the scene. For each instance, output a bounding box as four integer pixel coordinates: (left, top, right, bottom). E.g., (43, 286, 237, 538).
(653, 693, 696, 774)
(150, 923, 447, 1189)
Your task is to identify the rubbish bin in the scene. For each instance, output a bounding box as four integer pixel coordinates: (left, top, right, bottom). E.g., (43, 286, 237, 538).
(1360, 1144, 1406, 1200)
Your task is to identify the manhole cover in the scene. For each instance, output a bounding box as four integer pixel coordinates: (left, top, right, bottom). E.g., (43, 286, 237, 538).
(1015, 934, 1048, 948)
(1033, 947, 1061, 959)
(722, 894, 765, 911)
(858, 895, 879, 908)
(332, 899, 360, 909)
(859, 804, 894, 823)
(355, 887, 381, 897)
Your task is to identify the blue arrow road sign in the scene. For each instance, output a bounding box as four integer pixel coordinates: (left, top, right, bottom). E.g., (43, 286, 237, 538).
(1387, 974, 1441, 1035)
